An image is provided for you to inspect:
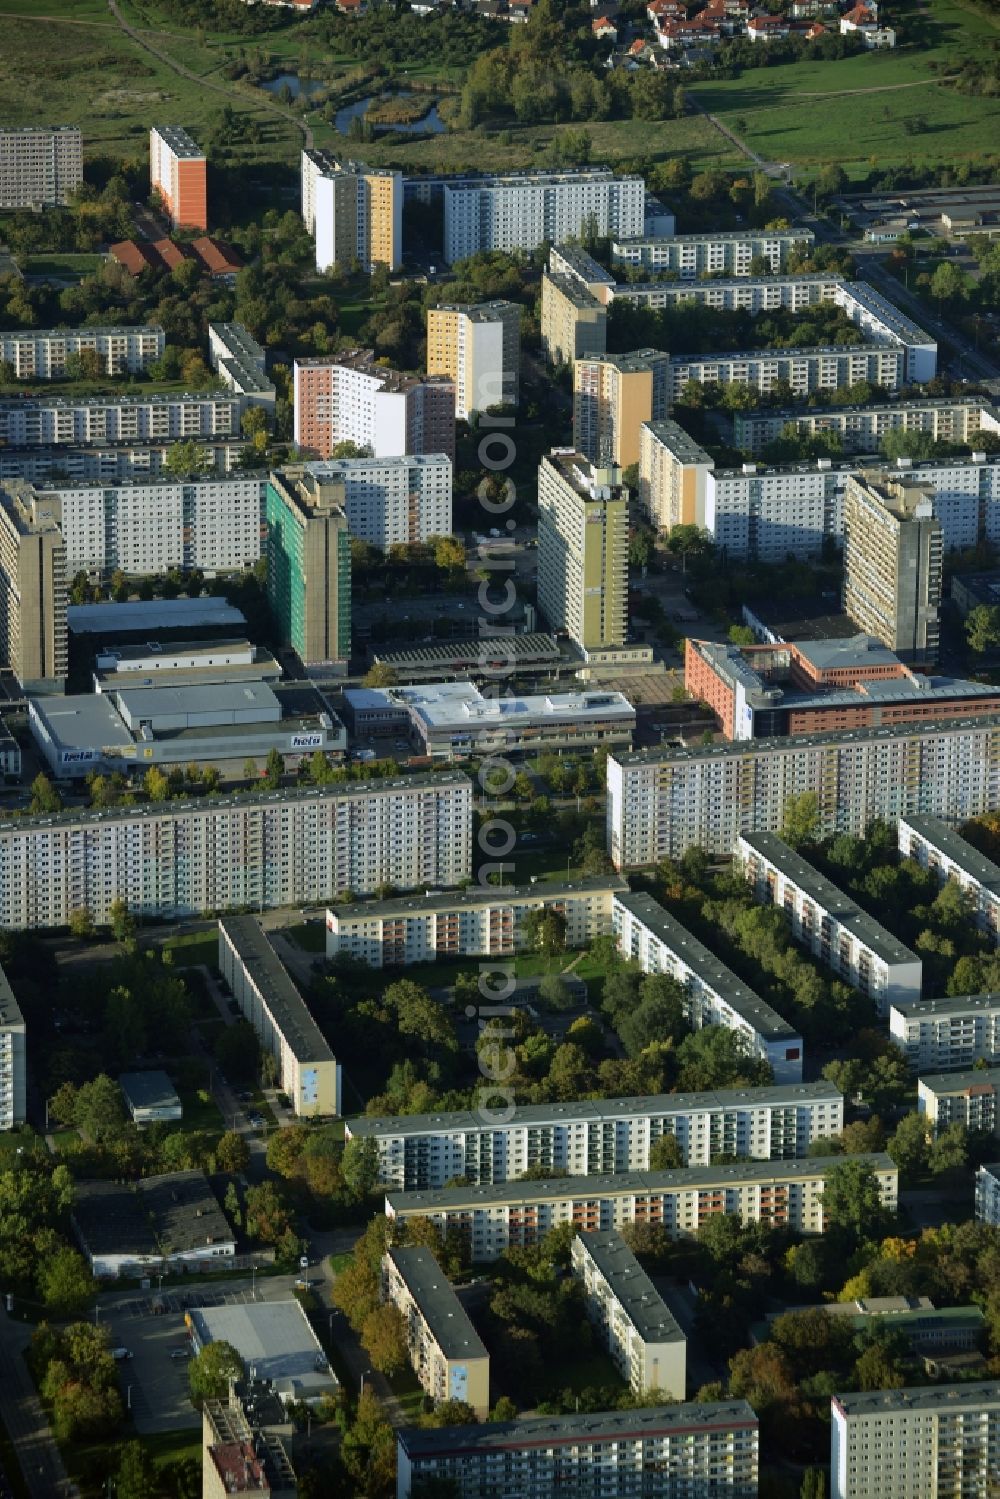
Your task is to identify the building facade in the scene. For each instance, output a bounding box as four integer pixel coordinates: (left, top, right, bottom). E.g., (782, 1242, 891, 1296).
(537, 451, 628, 649)
(843, 473, 942, 664)
(345, 1082, 843, 1189)
(207, 322, 275, 415)
(917, 1068, 1000, 1135)
(266, 468, 351, 671)
(0, 325, 164, 380)
(733, 398, 1000, 457)
(831, 1383, 1000, 1499)
(668, 344, 907, 403)
(218, 916, 340, 1117)
(0, 440, 249, 486)
(290, 455, 452, 552)
(0, 773, 472, 929)
(396, 1402, 760, 1499)
(898, 814, 1000, 940)
(975, 1163, 1000, 1226)
(736, 831, 922, 1015)
(0, 962, 26, 1131)
(441, 168, 644, 263)
(327, 876, 625, 970)
(149, 126, 207, 231)
(300, 149, 402, 272)
(638, 419, 715, 533)
(889, 994, 1000, 1072)
(382, 1248, 490, 1417)
(611, 228, 813, 276)
(292, 352, 455, 462)
(385, 1154, 899, 1260)
(0, 482, 67, 691)
(426, 302, 521, 419)
(0, 126, 81, 209)
(573, 350, 669, 469)
(613, 890, 804, 1082)
(540, 273, 608, 367)
(606, 717, 1000, 866)
(571, 1230, 686, 1397)
(0, 392, 241, 448)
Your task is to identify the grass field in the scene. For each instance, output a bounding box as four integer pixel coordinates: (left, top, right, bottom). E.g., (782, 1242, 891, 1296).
(690, 0, 1000, 173)
(23, 254, 106, 281)
(161, 932, 218, 969)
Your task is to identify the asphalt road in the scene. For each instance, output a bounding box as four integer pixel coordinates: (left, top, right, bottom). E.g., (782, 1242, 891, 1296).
(0, 1311, 75, 1499)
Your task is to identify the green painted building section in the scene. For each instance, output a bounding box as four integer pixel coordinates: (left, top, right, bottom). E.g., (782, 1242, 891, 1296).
(266, 470, 351, 668)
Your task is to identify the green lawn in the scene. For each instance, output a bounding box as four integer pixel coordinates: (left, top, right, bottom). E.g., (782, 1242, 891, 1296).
(689, 0, 1000, 172)
(174, 1087, 225, 1133)
(23, 254, 106, 281)
(388, 1363, 426, 1421)
(162, 932, 219, 970)
(536, 1347, 626, 1400)
(285, 920, 327, 953)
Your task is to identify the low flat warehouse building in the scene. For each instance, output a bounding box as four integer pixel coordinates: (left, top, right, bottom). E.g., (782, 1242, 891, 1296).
(326, 877, 625, 969)
(188, 1301, 337, 1407)
(571, 1230, 686, 1398)
(369, 632, 564, 684)
(71, 1170, 234, 1279)
(385, 1154, 898, 1261)
(918, 1067, 1000, 1136)
(219, 915, 340, 1117)
(613, 890, 804, 1083)
(889, 994, 1000, 1071)
(344, 681, 636, 761)
(396, 1401, 759, 1499)
(347, 1081, 843, 1190)
(118, 1069, 182, 1125)
(898, 814, 1000, 940)
(736, 831, 922, 1015)
(382, 1247, 490, 1417)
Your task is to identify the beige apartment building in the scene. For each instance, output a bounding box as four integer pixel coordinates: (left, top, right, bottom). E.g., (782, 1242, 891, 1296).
(300, 149, 402, 272)
(382, 1248, 490, 1418)
(0, 482, 67, 691)
(537, 451, 628, 650)
(638, 419, 715, 533)
(843, 472, 943, 664)
(573, 350, 669, 469)
(540, 274, 608, 367)
(426, 301, 521, 418)
(571, 1230, 686, 1398)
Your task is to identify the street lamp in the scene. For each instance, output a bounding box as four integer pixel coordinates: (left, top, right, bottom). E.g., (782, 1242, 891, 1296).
(251, 1265, 257, 1301)
(126, 1385, 132, 1412)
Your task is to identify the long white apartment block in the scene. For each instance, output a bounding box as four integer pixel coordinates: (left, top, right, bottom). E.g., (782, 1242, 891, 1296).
(889, 994, 1000, 1071)
(0, 962, 26, 1130)
(218, 915, 340, 1117)
(0, 326, 165, 380)
(898, 813, 1000, 940)
(976, 1162, 1000, 1225)
(668, 343, 907, 404)
(0, 440, 249, 486)
(295, 455, 451, 551)
(733, 397, 1000, 456)
(0, 126, 82, 209)
(736, 832, 922, 1015)
(606, 718, 1000, 867)
(207, 323, 275, 414)
(385, 1153, 898, 1261)
(570, 1230, 686, 1398)
(0, 392, 242, 448)
(831, 1383, 1000, 1499)
(611, 228, 814, 276)
(612, 890, 804, 1082)
(917, 1067, 1000, 1134)
(24, 474, 265, 575)
(382, 1247, 490, 1418)
(441, 168, 645, 264)
(396, 1401, 759, 1499)
(345, 1081, 843, 1190)
(326, 876, 625, 969)
(0, 773, 472, 930)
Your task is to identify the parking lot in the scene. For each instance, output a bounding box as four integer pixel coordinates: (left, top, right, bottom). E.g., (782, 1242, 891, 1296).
(96, 1272, 313, 1435)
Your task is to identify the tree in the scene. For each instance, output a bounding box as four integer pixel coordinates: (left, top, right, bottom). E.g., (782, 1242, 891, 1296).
(216, 1130, 250, 1174)
(108, 896, 136, 946)
(115, 1441, 157, 1499)
(649, 1134, 685, 1170)
(361, 1303, 409, 1376)
(536, 974, 574, 1011)
(214, 1021, 261, 1084)
(189, 1340, 243, 1406)
(928, 1120, 968, 1176)
(68, 907, 95, 940)
(781, 790, 820, 848)
(244, 1181, 295, 1247)
(966, 604, 1000, 654)
(728, 1342, 795, 1410)
(674, 1026, 772, 1092)
(263, 747, 284, 789)
(522, 907, 567, 957)
(29, 773, 62, 814)
(363, 662, 400, 688)
(73, 1075, 126, 1143)
(929, 260, 967, 307)
(820, 1159, 891, 1248)
(342, 1136, 380, 1200)
(887, 1111, 929, 1183)
(37, 1247, 94, 1318)
(143, 766, 170, 804)
(163, 440, 212, 478)
(618, 988, 686, 1059)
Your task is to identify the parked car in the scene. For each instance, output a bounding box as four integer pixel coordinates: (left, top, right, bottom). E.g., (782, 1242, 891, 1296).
(169, 1348, 191, 1360)
(111, 1347, 132, 1361)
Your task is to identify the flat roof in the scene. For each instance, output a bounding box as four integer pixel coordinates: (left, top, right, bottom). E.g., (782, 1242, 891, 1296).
(303, 454, 451, 479)
(72, 1170, 231, 1257)
(577, 349, 667, 374)
(0, 390, 235, 412)
(219, 915, 335, 1066)
(543, 272, 606, 310)
(891, 992, 1000, 1021)
(398, 1400, 758, 1458)
(67, 598, 247, 636)
(918, 1067, 1000, 1094)
(0, 769, 471, 835)
(0, 961, 24, 1032)
(739, 831, 920, 966)
(734, 396, 993, 423)
(387, 1153, 893, 1216)
(118, 1070, 181, 1111)
(152, 125, 204, 159)
(374, 633, 561, 670)
(613, 890, 799, 1042)
(549, 245, 617, 284)
(191, 1301, 337, 1398)
(833, 1382, 1000, 1418)
(386, 1247, 488, 1361)
(349, 1080, 840, 1140)
(839, 280, 934, 345)
(331, 875, 627, 923)
(0, 324, 164, 343)
(385, 682, 636, 731)
(713, 453, 1000, 481)
(900, 814, 1000, 893)
(641, 418, 713, 465)
(31, 693, 135, 754)
(613, 229, 810, 246)
(670, 342, 895, 365)
(575, 1231, 684, 1345)
(610, 712, 1000, 770)
(792, 635, 899, 672)
(114, 680, 281, 720)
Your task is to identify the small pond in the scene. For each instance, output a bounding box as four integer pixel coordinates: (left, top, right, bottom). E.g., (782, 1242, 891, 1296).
(260, 72, 328, 100)
(334, 91, 447, 135)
